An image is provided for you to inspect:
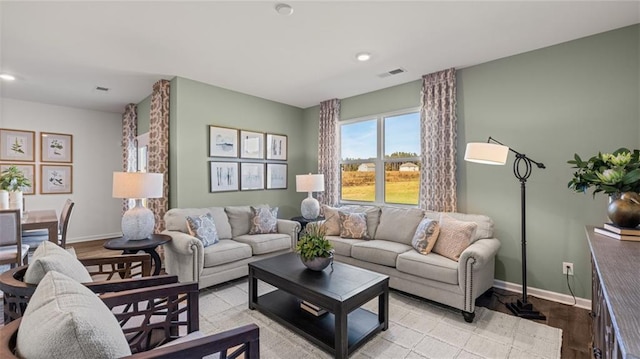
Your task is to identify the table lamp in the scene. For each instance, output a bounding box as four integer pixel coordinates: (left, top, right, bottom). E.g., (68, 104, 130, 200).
(112, 172, 163, 240)
(296, 173, 325, 219)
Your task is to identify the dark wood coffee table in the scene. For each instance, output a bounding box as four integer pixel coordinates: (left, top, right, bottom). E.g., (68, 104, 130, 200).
(248, 252, 389, 359)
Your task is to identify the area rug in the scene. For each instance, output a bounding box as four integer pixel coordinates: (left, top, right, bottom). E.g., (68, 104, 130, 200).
(197, 279, 562, 359)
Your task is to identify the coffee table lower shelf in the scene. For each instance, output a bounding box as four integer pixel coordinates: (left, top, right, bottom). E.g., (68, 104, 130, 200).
(253, 289, 383, 356)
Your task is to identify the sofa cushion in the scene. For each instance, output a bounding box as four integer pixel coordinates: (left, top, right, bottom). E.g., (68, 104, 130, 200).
(424, 211, 493, 242)
(374, 206, 424, 245)
(396, 250, 458, 285)
(203, 239, 252, 267)
(411, 218, 440, 255)
(165, 207, 232, 239)
(339, 211, 369, 239)
(249, 206, 278, 234)
(226, 205, 269, 237)
(351, 240, 412, 267)
(325, 235, 362, 257)
(233, 233, 291, 255)
(16, 271, 132, 359)
(432, 214, 477, 261)
(186, 213, 220, 247)
(24, 241, 92, 285)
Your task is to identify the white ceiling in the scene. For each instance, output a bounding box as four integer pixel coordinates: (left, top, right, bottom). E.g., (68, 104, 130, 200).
(1, 1, 639, 114)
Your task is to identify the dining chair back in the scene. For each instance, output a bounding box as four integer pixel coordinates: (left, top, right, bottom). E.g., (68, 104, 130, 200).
(58, 199, 74, 248)
(0, 209, 28, 268)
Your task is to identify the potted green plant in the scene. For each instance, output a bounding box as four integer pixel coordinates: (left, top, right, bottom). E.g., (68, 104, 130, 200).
(295, 222, 334, 271)
(0, 165, 31, 212)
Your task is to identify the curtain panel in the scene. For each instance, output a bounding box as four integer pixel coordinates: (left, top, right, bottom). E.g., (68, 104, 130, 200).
(121, 103, 137, 213)
(419, 68, 457, 212)
(317, 99, 340, 207)
(147, 79, 170, 233)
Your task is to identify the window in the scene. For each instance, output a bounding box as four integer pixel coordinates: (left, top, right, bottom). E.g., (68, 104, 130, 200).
(340, 109, 420, 205)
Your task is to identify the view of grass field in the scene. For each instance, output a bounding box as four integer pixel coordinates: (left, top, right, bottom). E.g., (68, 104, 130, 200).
(341, 170, 419, 204)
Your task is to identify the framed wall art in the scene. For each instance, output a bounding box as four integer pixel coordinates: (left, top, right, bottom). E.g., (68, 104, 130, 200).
(266, 133, 287, 161)
(266, 163, 287, 190)
(210, 161, 239, 192)
(0, 129, 35, 162)
(240, 130, 264, 159)
(41, 132, 73, 163)
(40, 164, 72, 194)
(240, 163, 264, 190)
(209, 126, 238, 158)
(0, 164, 35, 195)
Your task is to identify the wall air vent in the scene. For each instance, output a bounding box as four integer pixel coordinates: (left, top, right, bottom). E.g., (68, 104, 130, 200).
(377, 68, 407, 78)
(95, 86, 109, 92)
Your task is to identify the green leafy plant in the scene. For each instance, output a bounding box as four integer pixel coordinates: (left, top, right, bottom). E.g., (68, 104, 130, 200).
(0, 165, 31, 192)
(295, 222, 333, 262)
(568, 148, 640, 197)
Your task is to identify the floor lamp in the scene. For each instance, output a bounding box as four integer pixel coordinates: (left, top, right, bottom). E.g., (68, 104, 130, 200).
(464, 136, 547, 320)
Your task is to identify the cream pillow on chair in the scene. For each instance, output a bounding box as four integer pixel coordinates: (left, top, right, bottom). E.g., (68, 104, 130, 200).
(23, 240, 92, 284)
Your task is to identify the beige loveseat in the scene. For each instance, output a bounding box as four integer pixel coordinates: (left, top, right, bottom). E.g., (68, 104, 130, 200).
(162, 205, 300, 289)
(322, 205, 500, 322)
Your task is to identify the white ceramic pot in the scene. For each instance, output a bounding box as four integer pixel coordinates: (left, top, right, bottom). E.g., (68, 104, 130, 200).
(0, 190, 8, 209)
(9, 190, 23, 213)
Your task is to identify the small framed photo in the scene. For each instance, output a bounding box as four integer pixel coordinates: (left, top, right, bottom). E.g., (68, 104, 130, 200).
(209, 126, 238, 158)
(0, 164, 35, 195)
(0, 129, 35, 162)
(210, 161, 239, 192)
(240, 130, 264, 159)
(240, 163, 264, 190)
(40, 164, 72, 194)
(266, 163, 287, 190)
(41, 132, 73, 163)
(266, 133, 288, 161)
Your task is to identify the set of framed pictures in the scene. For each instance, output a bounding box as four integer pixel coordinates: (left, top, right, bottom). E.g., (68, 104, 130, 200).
(0, 129, 73, 194)
(208, 125, 288, 193)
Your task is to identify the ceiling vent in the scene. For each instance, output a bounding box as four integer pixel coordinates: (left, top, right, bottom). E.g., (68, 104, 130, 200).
(95, 86, 109, 92)
(377, 68, 406, 78)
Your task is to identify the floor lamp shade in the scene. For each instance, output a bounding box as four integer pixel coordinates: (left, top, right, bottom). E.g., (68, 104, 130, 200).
(464, 142, 509, 165)
(296, 174, 325, 220)
(112, 172, 164, 240)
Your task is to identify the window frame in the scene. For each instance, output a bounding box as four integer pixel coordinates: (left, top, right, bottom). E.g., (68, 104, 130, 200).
(338, 107, 421, 207)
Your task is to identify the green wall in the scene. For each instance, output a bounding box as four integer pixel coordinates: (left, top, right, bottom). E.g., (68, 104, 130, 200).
(137, 95, 151, 135)
(302, 25, 639, 299)
(170, 77, 305, 218)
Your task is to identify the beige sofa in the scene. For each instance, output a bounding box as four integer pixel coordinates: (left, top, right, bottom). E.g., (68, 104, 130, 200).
(162, 205, 300, 289)
(323, 205, 501, 322)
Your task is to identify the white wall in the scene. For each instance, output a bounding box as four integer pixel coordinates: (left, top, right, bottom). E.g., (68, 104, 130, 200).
(1, 98, 122, 242)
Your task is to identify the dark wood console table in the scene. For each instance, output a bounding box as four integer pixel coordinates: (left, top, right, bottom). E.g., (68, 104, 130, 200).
(587, 226, 640, 359)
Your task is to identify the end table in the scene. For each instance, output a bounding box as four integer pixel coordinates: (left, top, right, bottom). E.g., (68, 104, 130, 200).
(104, 234, 171, 276)
(290, 216, 325, 237)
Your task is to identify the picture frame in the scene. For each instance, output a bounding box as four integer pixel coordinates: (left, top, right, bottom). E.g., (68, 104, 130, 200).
(209, 161, 239, 192)
(240, 163, 264, 190)
(266, 133, 288, 161)
(0, 164, 35, 195)
(266, 163, 287, 190)
(41, 132, 73, 163)
(240, 130, 264, 159)
(209, 126, 238, 158)
(0, 129, 35, 162)
(40, 164, 72, 194)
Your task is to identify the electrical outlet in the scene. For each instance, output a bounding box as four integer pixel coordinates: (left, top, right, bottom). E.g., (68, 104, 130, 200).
(562, 262, 574, 276)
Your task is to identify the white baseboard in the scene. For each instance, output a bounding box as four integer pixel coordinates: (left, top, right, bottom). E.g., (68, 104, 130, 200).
(66, 232, 122, 244)
(493, 279, 591, 310)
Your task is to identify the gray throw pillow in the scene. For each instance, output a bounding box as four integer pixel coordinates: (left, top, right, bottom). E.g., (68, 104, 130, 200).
(16, 271, 132, 359)
(24, 240, 92, 285)
(339, 211, 369, 239)
(186, 213, 220, 247)
(411, 218, 440, 255)
(432, 214, 477, 261)
(249, 206, 278, 234)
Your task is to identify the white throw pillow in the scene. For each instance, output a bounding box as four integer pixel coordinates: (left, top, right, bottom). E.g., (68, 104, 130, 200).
(24, 241, 92, 284)
(16, 271, 132, 359)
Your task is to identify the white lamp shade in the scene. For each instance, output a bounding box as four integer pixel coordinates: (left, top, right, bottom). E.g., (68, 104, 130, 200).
(464, 142, 509, 165)
(296, 174, 325, 193)
(112, 172, 164, 199)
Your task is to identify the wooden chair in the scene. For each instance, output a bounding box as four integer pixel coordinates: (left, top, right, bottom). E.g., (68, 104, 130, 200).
(22, 198, 74, 248)
(0, 253, 154, 323)
(0, 209, 28, 268)
(0, 281, 260, 358)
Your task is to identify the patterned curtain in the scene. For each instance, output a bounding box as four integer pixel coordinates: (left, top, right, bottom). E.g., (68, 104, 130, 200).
(317, 99, 340, 206)
(121, 103, 137, 213)
(419, 68, 457, 212)
(147, 80, 170, 233)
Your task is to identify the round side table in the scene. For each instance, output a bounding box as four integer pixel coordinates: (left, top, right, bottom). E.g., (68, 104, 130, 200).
(104, 234, 171, 276)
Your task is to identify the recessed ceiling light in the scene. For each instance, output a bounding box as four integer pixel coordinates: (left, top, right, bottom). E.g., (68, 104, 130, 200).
(0, 74, 16, 81)
(356, 52, 371, 62)
(275, 3, 293, 16)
